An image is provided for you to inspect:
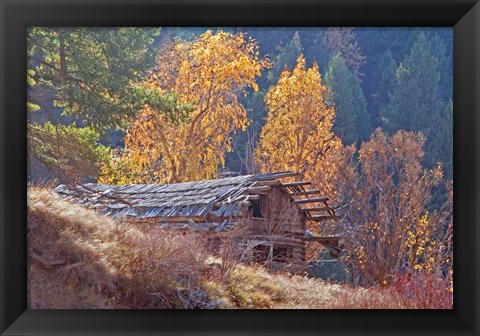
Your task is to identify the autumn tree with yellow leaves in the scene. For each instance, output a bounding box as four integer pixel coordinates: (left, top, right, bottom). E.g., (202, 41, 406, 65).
(256, 54, 344, 198)
(101, 30, 269, 184)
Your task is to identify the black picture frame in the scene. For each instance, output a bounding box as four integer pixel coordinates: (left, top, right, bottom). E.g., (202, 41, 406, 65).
(1, 0, 479, 335)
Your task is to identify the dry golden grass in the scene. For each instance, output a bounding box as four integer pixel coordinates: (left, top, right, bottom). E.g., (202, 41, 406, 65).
(28, 186, 208, 309)
(28, 186, 451, 309)
(202, 264, 451, 309)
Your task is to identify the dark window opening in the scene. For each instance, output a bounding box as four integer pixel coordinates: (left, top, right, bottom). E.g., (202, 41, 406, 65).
(251, 199, 263, 218)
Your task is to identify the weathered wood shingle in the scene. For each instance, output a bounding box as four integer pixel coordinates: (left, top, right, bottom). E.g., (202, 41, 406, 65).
(55, 174, 260, 219)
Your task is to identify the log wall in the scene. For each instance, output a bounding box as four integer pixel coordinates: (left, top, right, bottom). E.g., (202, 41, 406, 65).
(241, 186, 308, 270)
(126, 186, 308, 272)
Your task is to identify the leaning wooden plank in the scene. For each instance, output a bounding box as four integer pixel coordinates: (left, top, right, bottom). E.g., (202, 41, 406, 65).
(223, 204, 233, 217)
(281, 181, 311, 187)
(294, 197, 329, 204)
(198, 203, 215, 217)
(215, 219, 229, 232)
(305, 215, 341, 221)
(214, 204, 227, 217)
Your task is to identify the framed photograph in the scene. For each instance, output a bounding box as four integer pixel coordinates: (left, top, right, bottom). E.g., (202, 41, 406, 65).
(1, 0, 479, 335)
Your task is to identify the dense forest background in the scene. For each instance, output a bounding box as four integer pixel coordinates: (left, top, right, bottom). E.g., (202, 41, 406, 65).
(27, 27, 453, 182)
(223, 28, 452, 180)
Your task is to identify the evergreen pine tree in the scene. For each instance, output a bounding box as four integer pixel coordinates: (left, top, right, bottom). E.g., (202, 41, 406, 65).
(380, 32, 447, 170)
(380, 32, 442, 135)
(430, 99, 453, 178)
(266, 31, 303, 86)
(370, 49, 397, 127)
(298, 28, 329, 74)
(429, 32, 453, 102)
(326, 54, 371, 145)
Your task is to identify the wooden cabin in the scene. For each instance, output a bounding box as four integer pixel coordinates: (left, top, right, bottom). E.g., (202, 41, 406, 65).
(55, 171, 339, 271)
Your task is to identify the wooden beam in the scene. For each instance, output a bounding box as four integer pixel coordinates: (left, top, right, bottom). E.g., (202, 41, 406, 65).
(255, 171, 299, 180)
(256, 180, 282, 186)
(281, 181, 311, 187)
(245, 195, 261, 201)
(302, 236, 340, 243)
(294, 197, 329, 204)
(246, 185, 271, 193)
(241, 235, 305, 245)
(305, 215, 341, 221)
(300, 206, 334, 212)
(289, 189, 320, 196)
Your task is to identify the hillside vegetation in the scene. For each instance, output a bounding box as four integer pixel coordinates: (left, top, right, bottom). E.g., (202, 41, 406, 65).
(27, 187, 451, 309)
(28, 28, 453, 296)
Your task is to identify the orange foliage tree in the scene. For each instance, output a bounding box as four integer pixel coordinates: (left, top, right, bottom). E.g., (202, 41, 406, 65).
(324, 27, 366, 80)
(256, 54, 344, 195)
(101, 30, 269, 184)
(335, 129, 452, 287)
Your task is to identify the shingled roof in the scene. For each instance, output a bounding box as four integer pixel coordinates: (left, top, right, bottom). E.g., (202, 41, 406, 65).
(54, 172, 298, 220)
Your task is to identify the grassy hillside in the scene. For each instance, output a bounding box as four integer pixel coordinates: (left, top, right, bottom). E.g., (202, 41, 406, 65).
(27, 187, 451, 309)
